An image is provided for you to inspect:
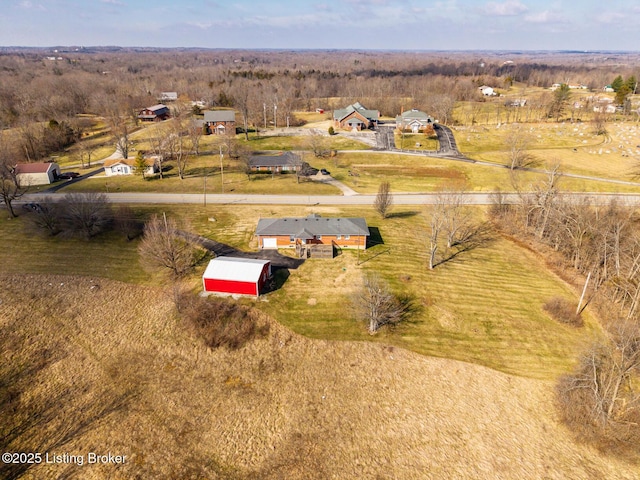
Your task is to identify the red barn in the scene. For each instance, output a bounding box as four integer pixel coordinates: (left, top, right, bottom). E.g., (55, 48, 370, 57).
(202, 257, 271, 297)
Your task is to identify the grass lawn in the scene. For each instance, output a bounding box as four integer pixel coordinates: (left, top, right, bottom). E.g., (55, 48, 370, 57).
(2, 202, 601, 380)
(394, 132, 439, 151)
(0, 213, 149, 284)
(122, 203, 600, 381)
(248, 206, 600, 380)
(61, 154, 341, 195)
(453, 121, 640, 185)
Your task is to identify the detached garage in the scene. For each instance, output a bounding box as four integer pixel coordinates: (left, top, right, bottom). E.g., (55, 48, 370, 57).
(202, 257, 272, 297)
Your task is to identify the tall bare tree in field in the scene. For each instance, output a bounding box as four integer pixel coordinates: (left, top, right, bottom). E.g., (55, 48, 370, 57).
(505, 127, 536, 170)
(138, 214, 200, 278)
(353, 273, 409, 334)
(0, 134, 27, 217)
(374, 181, 393, 219)
(559, 321, 640, 430)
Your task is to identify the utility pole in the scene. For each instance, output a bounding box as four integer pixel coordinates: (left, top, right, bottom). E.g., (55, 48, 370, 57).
(203, 155, 207, 206)
(219, 145, 224, 193)
(263, 103, 267, 130)
(274, 103, 277, 129)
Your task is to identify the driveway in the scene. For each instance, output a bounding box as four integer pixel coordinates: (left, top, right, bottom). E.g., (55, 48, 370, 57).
(308, 171, 358, 196)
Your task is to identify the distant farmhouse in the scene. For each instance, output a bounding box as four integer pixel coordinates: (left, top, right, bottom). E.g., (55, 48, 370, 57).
(333, 102, 379, 131)
(248, 152, 303, 173)
(396, 109, 434, 133)
(137, 104, 170, 122)
(204, 110, 236, 135)
(104, 158, 160, 177)
(255, 214, 369, 250)
(479, 85, 496, 96)
(159, 92, 178, 102)
(14, 162, 61, 186)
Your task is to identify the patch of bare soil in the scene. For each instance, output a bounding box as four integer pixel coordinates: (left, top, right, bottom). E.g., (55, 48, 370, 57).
(1, 274, 637, 479)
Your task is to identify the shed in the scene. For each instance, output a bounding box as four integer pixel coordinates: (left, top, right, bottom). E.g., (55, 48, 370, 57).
(14, 162, 61, 186)
(202, 257, 272, 297)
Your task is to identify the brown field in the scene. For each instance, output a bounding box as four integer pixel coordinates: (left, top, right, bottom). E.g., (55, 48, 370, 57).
(1, 274, 638, 479)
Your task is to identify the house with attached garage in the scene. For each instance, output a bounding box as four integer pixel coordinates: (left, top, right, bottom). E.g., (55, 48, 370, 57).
(333, 102, 380, 131)
(396, 109, 434, 133)
(14, 162, 61, 186)
(204, 110, 236, 135)
(255, 214, 370, 250)
(248, 151, 303, 173)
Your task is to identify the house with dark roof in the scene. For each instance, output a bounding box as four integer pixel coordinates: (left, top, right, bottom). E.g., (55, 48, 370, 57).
(14, 162, 61, 186)
(137, 104, 170, 122)
(248, 152, 303, 173)
(255, 214, 369, 250)
(333, 102, 379, 131)
(204, 110, 236, 135)
(396, 109, 435, 133)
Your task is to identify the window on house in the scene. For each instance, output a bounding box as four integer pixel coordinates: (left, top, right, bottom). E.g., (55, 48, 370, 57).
(336, 235, 342, 240)
(289, 235, 295, 242)
(345, 235, 350, 240)
(316, 235, 322, 240)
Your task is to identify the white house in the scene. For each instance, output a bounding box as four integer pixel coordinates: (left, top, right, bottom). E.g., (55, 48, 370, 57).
(104, 158, 159, 176)
(479, 85, 496, 96)
(14, 162, 61, 186)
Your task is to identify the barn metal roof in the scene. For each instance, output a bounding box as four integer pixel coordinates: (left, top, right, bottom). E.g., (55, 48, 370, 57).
(256, 216, 369, 237)
(14, 162, 58, 174)
(203, 257, 270, 283)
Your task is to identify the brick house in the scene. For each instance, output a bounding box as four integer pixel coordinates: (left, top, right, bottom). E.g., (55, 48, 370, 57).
(248, 152, 303, 173)
(255, 214, 369, 250)
(333, 102, 379, 131)
(204, 110, 236, 135)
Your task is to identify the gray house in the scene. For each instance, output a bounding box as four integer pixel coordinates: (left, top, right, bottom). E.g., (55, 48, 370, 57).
(248, 152, 303, 173)
(395, 109, 434, 133)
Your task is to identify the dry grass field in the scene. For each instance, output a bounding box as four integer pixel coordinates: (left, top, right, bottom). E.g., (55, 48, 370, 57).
(454, 121, 640, 183)
(1, 274, 638, 480)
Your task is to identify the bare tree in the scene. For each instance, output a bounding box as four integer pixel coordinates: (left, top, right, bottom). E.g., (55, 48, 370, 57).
(138, 214, 201, 278)
(374, 181, 393, 219)
(428, 199, 446, 270)
(505, 126, 537, 170)
(0, 163, 28, 218)
(559, 321, 640, 428)
(106, 111, 131, 160)
(353, 273, 409, 334)
(59, 192, 112, 239)
(26, 198, 62, 236)
(306, 131, 331, 158)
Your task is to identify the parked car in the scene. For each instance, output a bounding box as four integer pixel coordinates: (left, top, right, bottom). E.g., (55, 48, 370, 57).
(320, 169, 330, 175)
(58, 172, 80, 180)
(22, 202, 42, 213)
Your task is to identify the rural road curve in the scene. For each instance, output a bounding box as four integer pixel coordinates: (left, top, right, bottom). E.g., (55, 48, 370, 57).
(22, 191, 640, 206)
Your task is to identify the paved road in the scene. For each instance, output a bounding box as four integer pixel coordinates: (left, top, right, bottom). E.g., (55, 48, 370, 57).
(21, 191, 640, 206)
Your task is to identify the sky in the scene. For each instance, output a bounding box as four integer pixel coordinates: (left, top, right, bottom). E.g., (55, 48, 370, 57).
(1, 0, 639, 51)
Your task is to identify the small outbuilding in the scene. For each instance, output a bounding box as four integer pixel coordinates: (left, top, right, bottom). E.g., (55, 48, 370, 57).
(202, 257, 272, 297)
(14, 162, 61, 186)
